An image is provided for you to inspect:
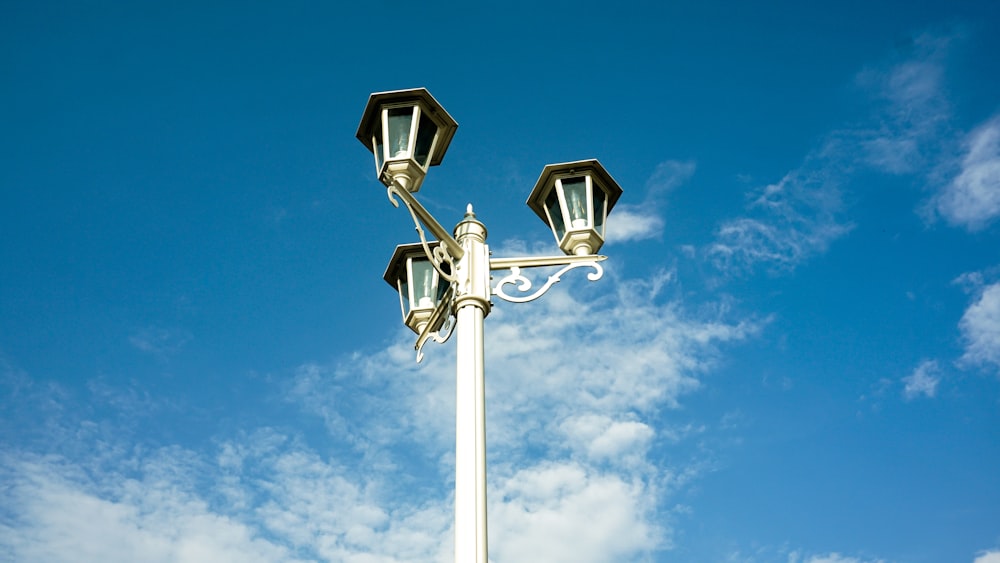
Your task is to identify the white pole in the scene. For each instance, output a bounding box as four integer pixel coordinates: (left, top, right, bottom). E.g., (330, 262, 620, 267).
(452, 205, 490, 563)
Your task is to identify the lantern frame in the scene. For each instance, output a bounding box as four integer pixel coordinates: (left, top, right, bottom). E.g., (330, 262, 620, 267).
(356, 88, 458, 193)
(383, 242, 452, 334)
(526, 159, 623, 256)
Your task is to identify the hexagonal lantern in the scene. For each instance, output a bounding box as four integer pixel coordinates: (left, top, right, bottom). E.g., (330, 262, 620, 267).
(527, 159, 624, 256)
(383, 243, 451, 334)
(356, 88, 458, 193)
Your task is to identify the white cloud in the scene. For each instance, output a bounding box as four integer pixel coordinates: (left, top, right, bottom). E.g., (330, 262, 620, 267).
(958, 282, 1000, 372)
(559, 414, 654, 464)
(604, 206, 665, 243)
(489, 461, 660, 563)
(729, 547, 886, 563)
(902, 359, 941, 399)
(975, 549, 1000, 563)
(0, 441, 454, 563)
(0, 455, 305, 563)
(935, 115, 1000, 230)
(785, 549, 886, 563)
(708, 164, 852, 274)
(605, 159, 695, 244)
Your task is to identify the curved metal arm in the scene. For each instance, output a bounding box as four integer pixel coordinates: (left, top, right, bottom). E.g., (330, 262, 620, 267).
(387, 182, 462, 283)
(492, 261, 604, 303)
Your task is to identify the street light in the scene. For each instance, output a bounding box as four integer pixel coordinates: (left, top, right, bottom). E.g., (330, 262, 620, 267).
(357, 87, 623, 563)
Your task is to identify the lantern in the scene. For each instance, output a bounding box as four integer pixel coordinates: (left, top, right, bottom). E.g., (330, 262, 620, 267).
(383, 243, 451, 334)
(356, 88, 458, 193)
(526, 159, 623, 255)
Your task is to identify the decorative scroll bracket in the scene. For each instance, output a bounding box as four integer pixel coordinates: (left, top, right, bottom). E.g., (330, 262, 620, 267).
(490, 255, 606, 304)
(414, 283, 457, 362)
(386, 181, 463, 284)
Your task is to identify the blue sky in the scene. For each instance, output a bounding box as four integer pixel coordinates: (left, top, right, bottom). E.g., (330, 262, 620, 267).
(2, 2, 999, 562)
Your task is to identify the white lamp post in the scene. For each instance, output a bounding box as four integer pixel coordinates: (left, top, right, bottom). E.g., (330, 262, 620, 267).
(358, 87, 623, 563)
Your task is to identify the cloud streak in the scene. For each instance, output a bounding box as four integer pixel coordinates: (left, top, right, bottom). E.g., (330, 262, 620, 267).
(708, 161, 852, 274)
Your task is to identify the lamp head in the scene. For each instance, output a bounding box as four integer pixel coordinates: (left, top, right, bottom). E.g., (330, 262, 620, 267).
(357, 88, 458, 192)
(527, 159, 623, 255)
(383, 242, 450, 334)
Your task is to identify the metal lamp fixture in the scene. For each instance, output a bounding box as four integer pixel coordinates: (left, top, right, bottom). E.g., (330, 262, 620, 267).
(356, 88, 459, 193)
(357, 87, 622, 563)
(383, 242, 450, 334)
(527, 160, 624, 256)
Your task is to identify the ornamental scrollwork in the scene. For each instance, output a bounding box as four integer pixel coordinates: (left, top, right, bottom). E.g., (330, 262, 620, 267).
(492, 261, 604, 304)
(386, 183, 458, 284)
(414, 284, 457, 363)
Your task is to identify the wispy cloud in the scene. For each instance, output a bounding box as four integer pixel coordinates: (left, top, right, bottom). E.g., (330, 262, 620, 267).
(792, 554, 886, 563)
(902, 359, 941, 399)
(975, 549, 1000, 563)
(854, 33, 953, 175)
(728, 546, 886, 563)
(705, 30, 985, 276)
(128, 326, 192, 357)
(708, 159, 853, 274)
(606, 160, 695, 244)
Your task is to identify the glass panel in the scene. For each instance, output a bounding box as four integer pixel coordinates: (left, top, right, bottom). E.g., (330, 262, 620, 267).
(373, 114, 384, 171)
(545, 187, 566, 241)
(414, 111, 438, 167)
(387, 107, 414, 159)
(593, 182, 607, 235)
(410, 258, 437, 310)
(562, 177, 589, 229)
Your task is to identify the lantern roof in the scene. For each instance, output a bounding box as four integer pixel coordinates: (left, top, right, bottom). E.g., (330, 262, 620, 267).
(383, 242, 438, 288)
(526, 159, 624, 224)
(356, 88, 458, 167)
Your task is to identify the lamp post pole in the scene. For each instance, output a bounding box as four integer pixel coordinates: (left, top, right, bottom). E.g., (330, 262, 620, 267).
(357, 88, 623, 563)
(452, 207, 490, 563)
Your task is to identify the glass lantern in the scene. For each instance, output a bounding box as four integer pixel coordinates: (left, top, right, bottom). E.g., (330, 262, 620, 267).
(356, 88, 458, 193)
(383, 243, 451, 334)
(527, 159, 623, 256)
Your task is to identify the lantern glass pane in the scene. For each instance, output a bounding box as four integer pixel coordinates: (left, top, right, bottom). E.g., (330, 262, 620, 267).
(414, 111, 438, 167)
(387, 107, 415, 159)
(562, 177, 589, 229)
(373, 115, 384, 171)
(545, 187, 566, 240)
(410, 258, 437, 310)
(593, 183, 607, 235)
